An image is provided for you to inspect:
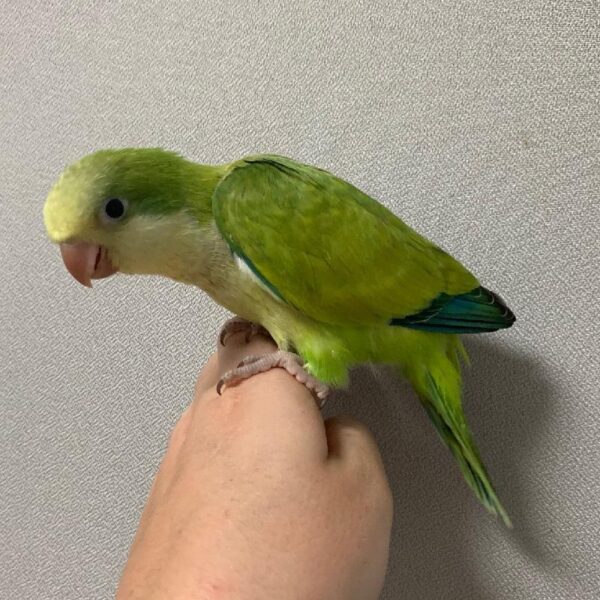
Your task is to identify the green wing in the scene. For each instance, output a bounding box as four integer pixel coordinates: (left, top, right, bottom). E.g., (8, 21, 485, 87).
(212, 155, 479, 326)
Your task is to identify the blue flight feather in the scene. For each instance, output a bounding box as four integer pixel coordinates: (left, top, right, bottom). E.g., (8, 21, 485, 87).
(391, 286, 515, 334)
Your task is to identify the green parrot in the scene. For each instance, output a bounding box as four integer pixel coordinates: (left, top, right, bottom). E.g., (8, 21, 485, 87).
(43, 149, 515, 525)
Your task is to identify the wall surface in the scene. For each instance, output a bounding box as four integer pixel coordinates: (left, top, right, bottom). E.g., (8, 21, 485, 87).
(1, 1, 598, 598)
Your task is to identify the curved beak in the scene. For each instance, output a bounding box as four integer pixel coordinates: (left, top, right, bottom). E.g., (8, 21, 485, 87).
(59, 243, 118, 288)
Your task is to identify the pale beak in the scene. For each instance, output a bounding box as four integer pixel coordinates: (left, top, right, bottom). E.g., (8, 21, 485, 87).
(59, 242, 118, 288)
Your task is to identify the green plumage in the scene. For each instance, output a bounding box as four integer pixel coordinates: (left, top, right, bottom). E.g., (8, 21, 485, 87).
(44, 149, 515, 525)
(214, 155, 480, 324)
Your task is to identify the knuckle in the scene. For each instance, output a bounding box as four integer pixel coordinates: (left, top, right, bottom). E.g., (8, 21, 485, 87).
(168, 409, 191, 449)
(378, 477, 394, 516)
(333, 415, 378, 450)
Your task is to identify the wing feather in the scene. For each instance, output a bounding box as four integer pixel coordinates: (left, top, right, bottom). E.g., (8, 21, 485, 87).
(213, 155, 479, 326)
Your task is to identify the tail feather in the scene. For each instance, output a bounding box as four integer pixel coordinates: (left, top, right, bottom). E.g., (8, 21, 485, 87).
(411, 347, 511, 526)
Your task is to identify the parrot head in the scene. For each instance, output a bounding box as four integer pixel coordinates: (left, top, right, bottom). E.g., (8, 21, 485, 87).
(43, 148, 214, 287)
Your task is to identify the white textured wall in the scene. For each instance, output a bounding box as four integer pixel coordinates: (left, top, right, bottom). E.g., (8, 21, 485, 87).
(1, 2, 599, 598)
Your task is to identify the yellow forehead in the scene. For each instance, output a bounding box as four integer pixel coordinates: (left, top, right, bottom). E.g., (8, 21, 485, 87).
(43, 165, 100, 243)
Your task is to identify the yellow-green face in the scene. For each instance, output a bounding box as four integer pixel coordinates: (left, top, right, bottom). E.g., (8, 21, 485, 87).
(44, 157, 107, 245)
(43, 149, 194, 287)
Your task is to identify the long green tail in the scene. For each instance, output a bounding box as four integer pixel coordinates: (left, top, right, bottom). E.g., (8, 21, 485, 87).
(410, 343, 511, 526)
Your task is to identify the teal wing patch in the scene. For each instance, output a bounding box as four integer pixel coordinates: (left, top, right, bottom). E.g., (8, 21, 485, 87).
(392, 287, 516, 333)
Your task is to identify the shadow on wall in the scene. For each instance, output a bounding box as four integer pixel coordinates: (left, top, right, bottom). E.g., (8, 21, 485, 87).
(323, 338, 559, 600)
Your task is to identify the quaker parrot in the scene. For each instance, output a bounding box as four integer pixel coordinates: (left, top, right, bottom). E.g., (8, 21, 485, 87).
(43, 149, 515, 525)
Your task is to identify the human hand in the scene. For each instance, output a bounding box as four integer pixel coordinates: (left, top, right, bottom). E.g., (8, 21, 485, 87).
(116, 332, 393, 600)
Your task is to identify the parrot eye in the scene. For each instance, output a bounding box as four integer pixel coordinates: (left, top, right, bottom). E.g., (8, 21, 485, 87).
(102, 198, 127, 223)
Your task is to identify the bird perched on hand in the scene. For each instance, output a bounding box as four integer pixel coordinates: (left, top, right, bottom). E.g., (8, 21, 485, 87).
(44, 149, 515, 525)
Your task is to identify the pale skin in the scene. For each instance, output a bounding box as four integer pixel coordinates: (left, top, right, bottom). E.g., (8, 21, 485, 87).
(116, 332, 394, 600)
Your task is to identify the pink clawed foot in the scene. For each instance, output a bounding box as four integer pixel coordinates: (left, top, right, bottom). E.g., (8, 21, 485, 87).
(217, 351, 330, 407)
(219, 317, 272, 346)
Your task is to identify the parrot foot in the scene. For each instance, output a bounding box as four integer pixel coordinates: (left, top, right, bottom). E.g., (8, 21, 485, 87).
(217, 351, 330, 407)
(219, 317, 272, 346)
